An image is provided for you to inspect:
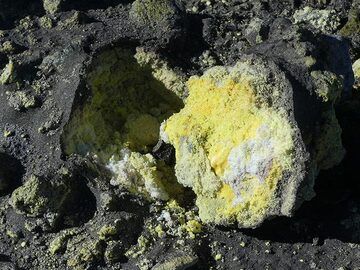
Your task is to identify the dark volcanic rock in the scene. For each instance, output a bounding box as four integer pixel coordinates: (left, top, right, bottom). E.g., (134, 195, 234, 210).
(0, 261, 16, 270)
(0, 0, 45, 29)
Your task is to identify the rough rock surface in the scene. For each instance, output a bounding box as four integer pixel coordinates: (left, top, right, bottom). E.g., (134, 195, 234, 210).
(162, 55, 344, 228)
(0, 0, 359, 269)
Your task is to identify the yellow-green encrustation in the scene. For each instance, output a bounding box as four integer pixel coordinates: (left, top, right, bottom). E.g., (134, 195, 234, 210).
(161, 60, 301, 227)
(62, 47, 185, 201)
(63, 50, 344, 228)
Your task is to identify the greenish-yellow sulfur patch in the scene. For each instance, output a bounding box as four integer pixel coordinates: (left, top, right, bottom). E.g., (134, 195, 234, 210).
(63, 48, 183, 161)
(43, 0, 62, 14)
(107, 149, 183, 201)
(0, 60, 14, 85)
(311, 71, 342, 102)
(339, 8, 360, 37)
(11, 176, 52, 216)
(130, 0, 177, 28)
(162, 63, 296, 227)
(62, 47, 185, 201)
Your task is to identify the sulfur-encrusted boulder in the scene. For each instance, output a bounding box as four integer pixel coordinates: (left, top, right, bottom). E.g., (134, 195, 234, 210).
(161, 55, 345, 228)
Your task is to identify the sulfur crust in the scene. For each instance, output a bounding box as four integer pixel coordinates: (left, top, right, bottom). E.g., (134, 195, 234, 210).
(63, 48, 183, 162)
(62, 48, 185, 201)
(135, 47, 187, 100)
(130, 0, 175, 27)
(107, 149, 183, 201)
(197, 161, 283, 227)
(162, 66, 295, 226)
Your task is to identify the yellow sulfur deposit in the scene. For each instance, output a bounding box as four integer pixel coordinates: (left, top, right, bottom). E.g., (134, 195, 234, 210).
(63, 47, 183, 161)
(107, 148, 182, 201)
(62, 50, 343, 227)
(161, 63, 296, 227)
(63, 47, 185, 201)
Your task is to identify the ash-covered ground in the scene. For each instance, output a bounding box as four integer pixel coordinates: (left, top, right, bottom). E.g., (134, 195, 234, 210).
(0, 0, 359, 269)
